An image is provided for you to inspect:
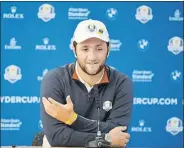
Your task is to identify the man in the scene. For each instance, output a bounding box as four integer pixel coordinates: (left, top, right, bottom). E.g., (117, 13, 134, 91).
(41, 19, 133, 147)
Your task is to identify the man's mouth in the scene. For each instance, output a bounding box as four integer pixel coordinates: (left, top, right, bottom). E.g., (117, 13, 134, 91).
(87, 62, 98, 65)
(87, 63, 98, 66)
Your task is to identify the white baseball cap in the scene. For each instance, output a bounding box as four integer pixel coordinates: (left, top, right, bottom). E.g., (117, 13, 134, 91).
(72, 19, 110, 43)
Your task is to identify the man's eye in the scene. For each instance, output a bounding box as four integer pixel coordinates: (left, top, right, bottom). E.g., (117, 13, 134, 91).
(97, 48, 103, 51)
(82, 48, 88, 51)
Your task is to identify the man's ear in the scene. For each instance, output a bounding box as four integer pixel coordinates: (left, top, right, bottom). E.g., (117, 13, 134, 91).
(74, 52, 77, 58)
(73, 50, 77, 58)
(107, 46, 110, 57)
(107, 51, 110, 57)
(72, 44, 77, 58)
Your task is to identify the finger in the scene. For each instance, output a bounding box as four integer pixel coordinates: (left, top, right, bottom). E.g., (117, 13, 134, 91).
(116, 126, 127, 131)
(120, 132, 130, 138)
(125, 133, 130, 139)
(119, 132, 126, 137)
(119, 133, 130, 141)
(48, 97, 59, 105)
(42, 98, 55, 114)
(42, 97, 52, 107)
(121, 126, 127, 131)
(66, 95, 73, 106)
(119, 137, 129, 144)
(123, 143, 127, 148)
(42, 97, 48, 103)
(119, 138, 128, 147)
(124, 138, 129, 144)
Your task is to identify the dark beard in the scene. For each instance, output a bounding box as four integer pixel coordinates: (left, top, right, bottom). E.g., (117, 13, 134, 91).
(77, 61, 105, 76)
(75, 50, 108, 76)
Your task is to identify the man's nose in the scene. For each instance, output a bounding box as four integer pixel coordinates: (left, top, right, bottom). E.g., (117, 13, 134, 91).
(87, 50, 96, 60)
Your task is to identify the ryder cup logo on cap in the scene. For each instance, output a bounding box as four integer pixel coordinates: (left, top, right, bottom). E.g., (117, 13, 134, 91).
(4, 65, 22, 84)
(168, 36, 183, 55)
(103, 101, 112, 112)
(166, 117, 183, 135)
(87, 24, 96, 32)
(72, 19, 109, 43)
(38, 4, 55, 22)
(135, 5, 153, 24)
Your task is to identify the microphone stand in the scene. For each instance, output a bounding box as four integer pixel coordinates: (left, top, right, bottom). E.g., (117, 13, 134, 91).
(86, 103, 111, 147)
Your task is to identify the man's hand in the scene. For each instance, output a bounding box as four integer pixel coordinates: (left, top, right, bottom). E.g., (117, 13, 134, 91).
(108, 126, 130, 147)
(42, 95, 77, 124)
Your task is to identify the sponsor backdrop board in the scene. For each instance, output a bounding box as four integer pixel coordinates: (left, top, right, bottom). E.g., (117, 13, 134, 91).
(1, 1, 183, 148)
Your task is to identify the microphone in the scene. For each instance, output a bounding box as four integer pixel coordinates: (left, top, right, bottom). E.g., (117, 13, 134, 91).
(94, 86, 102, 138)
(86, 85, 111, 147)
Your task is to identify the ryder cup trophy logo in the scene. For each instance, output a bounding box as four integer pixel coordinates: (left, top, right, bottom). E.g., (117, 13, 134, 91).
(103, 101, 112, 111)
(168, 36, 183, 55)
(87, 24, 96, 32)
(4, 65, 22, 84)
(38, 4, 55, 22)
(166, 117, 183, 135)
(135, 5, 153, 24)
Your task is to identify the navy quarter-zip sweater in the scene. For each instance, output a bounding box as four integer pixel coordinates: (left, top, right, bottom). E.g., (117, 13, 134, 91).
(40, 63, 133, 147)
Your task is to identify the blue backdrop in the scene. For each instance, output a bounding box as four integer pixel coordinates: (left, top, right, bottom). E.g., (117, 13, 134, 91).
(1, 1, 183, 148)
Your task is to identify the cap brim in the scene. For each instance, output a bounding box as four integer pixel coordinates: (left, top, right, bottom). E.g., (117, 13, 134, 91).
(74, 34, 109, 43)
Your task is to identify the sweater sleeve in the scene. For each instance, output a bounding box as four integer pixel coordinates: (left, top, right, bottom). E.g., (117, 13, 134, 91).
(70, 76, 133, 133)
(40, 69, 105, 146)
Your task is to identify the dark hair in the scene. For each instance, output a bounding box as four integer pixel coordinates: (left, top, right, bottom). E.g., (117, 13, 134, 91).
(73, 41, 110, 50)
